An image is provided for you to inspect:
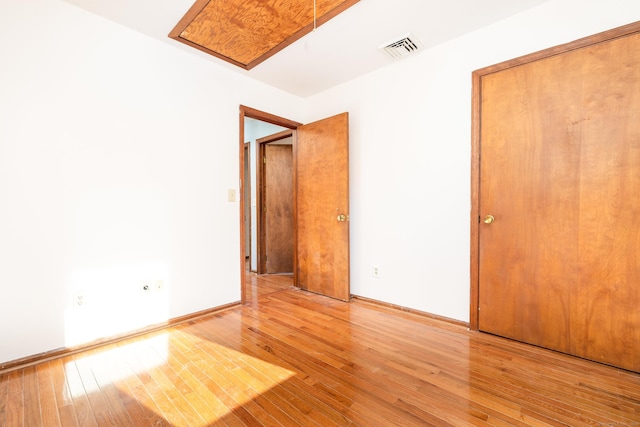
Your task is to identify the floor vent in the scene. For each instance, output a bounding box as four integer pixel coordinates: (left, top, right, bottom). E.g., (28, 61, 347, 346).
(380, 33, 423, 59)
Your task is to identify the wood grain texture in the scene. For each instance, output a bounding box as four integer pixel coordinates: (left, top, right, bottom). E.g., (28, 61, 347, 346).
(479, 49, 582, 353)
(573, 33, 640, 370)
(1, 278, 639, 426)
(240, 105, 302, 130)
(265, 144, 294, 274)
(245, 269, 293, 304)
(257, 131, 295, 275)
(469, 70, 482, 332)
(170, 0, 360, 69)
(475, 22, 640, 372)
(239, 108, 248, 304)
(296, 113, 350, 301)
(470, 20, 640, 332)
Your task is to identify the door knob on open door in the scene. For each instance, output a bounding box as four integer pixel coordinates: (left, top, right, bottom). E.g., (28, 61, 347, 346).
(483, 215, 495, 224)
(337, 214, 348, 222)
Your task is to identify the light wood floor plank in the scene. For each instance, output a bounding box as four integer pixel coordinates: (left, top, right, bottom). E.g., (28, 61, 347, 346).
(49, 359, 79, 427)
(4, 370, 23, 427)
(22, 366, 42, 427)
(120, 337, 191, 427)
(110, 350, 171, 427)
(35, 363, 61, 427)
(62, 356, 98, 427)
(0, 365, 9, 427)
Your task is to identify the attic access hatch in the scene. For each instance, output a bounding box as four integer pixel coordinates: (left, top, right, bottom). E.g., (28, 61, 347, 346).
(169, 0, 360, 70)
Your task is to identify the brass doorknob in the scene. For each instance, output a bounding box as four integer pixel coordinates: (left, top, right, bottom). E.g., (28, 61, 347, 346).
(483, 215, 495, 224)
(337, 214, 347, 222)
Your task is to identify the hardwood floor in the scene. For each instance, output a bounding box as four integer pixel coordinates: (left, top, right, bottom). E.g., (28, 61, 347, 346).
(1, 274, 640, 426)
(245, 270, 294, 301)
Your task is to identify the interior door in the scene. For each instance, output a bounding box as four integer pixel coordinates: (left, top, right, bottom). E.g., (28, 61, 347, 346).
(296, 113, 350, 301)
(264, 144, 294, 273)
(477, 29, 640, 372)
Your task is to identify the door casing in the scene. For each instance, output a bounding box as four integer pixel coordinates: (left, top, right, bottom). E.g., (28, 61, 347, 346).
(243, 142, 252, 270)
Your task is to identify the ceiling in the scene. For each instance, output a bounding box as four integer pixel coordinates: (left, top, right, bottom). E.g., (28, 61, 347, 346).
(62, 0, 548, 98)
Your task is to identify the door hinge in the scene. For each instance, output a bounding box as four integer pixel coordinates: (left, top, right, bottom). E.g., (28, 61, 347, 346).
(263, 156, 267, 164)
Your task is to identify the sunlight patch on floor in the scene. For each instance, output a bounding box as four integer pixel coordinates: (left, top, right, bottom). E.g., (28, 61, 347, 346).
(63, 329, 295, 426)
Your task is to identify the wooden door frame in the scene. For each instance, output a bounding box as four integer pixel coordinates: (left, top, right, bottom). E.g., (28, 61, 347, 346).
(243, 142, 252, 272)
(470, 20, 640, 331)
(256, 129, 294, 275)
(239, 106, 301, 303)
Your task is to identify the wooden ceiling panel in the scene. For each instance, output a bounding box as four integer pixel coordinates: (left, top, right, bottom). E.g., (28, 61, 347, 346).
(169, 0, 360, 69)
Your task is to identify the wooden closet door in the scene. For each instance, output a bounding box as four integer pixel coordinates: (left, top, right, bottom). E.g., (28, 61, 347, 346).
(477, 28, 640, 372)
(265, 144, 294, 274)
(572, 34, 640, 370)
(478, 50, 582, 355)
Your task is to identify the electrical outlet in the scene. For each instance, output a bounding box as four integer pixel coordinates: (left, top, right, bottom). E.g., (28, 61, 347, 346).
(73, 291, 87, 308)
(372, 265, 381, 278)
(141, 280, 153, 293)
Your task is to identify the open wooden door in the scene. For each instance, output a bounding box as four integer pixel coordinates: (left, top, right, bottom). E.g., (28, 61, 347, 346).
(295, 113, 350, 301)
(473, 23, 640, 372)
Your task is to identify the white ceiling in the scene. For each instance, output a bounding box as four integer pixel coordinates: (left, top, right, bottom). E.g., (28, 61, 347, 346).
(62, 0, 548, 98)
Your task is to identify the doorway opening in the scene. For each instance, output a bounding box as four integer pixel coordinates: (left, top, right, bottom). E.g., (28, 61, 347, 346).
(239, 106, 351, 303)
(257, 130, 294, 275)
(239, 106, 301, 303)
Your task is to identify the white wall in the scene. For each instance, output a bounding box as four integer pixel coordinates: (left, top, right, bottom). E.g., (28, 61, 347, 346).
(0, 0, 305, 363)
(307, 0, 640, 322)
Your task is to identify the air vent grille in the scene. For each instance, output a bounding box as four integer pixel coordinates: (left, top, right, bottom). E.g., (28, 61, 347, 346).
(380, 33, 423, 59)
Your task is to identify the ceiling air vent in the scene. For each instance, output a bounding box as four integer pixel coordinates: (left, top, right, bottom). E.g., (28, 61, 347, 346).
(379, 33, 423, 59)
